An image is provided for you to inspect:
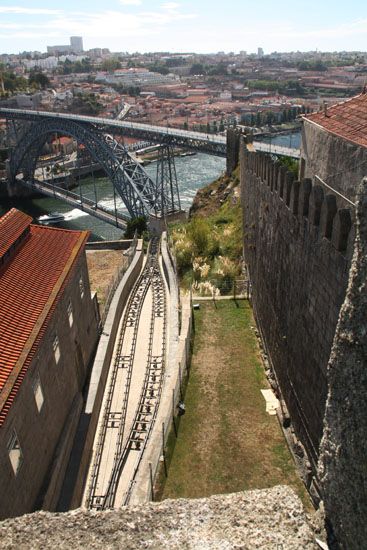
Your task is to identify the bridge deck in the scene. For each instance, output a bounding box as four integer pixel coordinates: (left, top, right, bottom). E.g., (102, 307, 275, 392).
(0, 107, 300, 159)
(20, 179, 128, 229)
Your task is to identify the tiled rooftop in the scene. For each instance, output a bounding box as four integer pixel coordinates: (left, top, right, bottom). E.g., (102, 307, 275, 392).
(303, 91, 367, 149)
(0, 209, 32, 260)
(0, 209, 89, 426)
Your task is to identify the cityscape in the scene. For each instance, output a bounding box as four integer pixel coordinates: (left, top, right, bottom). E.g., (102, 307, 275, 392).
(0, 1, 366, 549)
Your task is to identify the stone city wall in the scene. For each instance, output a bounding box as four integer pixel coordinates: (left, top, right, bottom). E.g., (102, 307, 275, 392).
(240, 143, 354, 480)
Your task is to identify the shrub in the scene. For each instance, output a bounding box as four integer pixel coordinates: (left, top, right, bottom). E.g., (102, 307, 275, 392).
(187, 217, 209, 255)
(124, 216, 147, 238)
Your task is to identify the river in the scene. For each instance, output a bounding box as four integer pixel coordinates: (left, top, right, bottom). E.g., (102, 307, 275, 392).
(259, 131, 301, 149)
(0, 131, 300, 240)
(0, 152, 226, 241)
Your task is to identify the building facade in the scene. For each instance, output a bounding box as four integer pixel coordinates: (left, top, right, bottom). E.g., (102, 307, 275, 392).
(300, 90, 367, 203)
(0, 209, 99, 519)
(70, 36, 83, 54)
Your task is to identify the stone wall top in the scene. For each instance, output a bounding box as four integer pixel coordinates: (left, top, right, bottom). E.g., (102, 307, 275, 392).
(242, 148, 354, 255)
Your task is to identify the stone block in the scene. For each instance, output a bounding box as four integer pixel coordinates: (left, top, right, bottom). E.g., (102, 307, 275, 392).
(290, 181, 301, 215)
(309, 185, 324, 225)
(278, 166, 287, 200)
(285, 172, 294, 206)
(320, 194, 337, 239)
(299, 179, 312, 218)
(332, 208, 352, 252)
(272, 162, 280, 192)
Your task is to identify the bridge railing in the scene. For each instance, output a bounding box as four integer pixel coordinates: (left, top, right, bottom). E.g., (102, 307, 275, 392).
(23, 177, 129, 223)
(252, 141, 300, 159)
(0, 107, 227, 147)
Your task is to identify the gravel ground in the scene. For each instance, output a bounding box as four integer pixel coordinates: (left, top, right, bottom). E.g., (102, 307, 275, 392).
(86, 249, 128, 313)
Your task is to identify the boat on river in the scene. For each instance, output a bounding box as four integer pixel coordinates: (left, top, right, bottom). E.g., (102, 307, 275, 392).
(37, 212, 65, 224)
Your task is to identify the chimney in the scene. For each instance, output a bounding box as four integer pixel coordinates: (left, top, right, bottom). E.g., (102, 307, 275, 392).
(323, 101, 329, 117)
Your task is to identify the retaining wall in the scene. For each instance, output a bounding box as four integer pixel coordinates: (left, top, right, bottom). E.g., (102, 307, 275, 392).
(86, 240, 133, 251)
(240, 143, 354, 475)
(58, 240, 144, 510)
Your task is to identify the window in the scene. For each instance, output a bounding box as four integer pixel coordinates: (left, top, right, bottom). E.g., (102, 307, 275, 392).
(79, 275, 85, 299)
(8, 431, 23, 475)
(67, 299, 73, 327)
(53, 333, 60, 364)
(32, 375, 44, 412)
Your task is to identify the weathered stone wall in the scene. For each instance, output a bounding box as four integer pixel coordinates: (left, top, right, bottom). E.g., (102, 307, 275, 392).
(318, 178, 367, 549)
(301, 120, 367, 203)
(226, 128, 242, 176)
(240, 143, 354, 476)
(0, 486, 318, 549)
(0, 251, 99, 519)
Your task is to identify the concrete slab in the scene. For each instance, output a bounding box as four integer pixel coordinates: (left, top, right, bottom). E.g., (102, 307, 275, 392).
(261, 389, 279, 415)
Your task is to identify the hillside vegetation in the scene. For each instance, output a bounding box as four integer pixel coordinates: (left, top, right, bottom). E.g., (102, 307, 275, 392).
(170, 167, 243, 293)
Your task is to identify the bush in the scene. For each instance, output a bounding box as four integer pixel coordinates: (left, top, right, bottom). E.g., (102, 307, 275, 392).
(187, 217, 209, 255)
(124, 216, 147, 238)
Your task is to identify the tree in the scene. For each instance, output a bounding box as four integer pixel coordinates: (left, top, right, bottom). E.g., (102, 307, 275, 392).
(207, 62, 228, 76)
(278, 156, 299, 177)
(102, 58, 121, 72)
(124, 216, 147, 238)
(190, 63, 205, 75)
(29, 71, 50, 90)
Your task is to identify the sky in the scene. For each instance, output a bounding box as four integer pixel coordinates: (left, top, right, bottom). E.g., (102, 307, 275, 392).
(0, 0, 366, 55)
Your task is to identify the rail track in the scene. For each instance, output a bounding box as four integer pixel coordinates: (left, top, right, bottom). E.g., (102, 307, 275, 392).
(85, 237, 167, 510)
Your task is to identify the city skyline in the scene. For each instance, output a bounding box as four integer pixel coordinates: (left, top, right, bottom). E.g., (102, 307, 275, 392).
(0, 0, 366, 55)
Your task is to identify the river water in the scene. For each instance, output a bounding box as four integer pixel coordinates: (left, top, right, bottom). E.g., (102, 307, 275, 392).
(0, 152, 226, 241)
(0, 131, 299, 240)
(259, 131, 301, 149)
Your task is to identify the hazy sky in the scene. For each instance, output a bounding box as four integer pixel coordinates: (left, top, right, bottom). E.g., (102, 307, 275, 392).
(0, 0, 366, 55)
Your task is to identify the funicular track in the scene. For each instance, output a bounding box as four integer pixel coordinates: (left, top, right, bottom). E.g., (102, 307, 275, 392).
(85, 237, 167, 510)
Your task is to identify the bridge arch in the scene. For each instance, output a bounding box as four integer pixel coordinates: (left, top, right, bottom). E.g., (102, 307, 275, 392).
(9, 117, 159, 218)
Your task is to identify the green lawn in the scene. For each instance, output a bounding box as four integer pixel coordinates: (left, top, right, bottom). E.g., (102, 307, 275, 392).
(160, 300, 310, 508)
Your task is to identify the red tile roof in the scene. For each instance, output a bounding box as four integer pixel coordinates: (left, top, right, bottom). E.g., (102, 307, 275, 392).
(303, 91, 367, 149)
(0, 208, 32, 260)
(0, 209, 89, 426)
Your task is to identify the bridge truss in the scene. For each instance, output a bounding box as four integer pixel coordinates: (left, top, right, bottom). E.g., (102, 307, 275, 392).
(3, 112, 182, 221)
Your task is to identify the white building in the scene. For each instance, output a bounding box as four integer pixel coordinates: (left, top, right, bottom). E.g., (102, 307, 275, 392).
(70, 36, 83, 53)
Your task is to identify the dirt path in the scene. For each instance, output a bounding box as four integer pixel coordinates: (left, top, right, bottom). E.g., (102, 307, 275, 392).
(86, 249, 128, 315)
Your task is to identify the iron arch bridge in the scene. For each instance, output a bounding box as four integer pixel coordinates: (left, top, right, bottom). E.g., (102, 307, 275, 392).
(0, 108, 300, 226)
(2, 112, 184, 224)
(0, 107, 228, 156)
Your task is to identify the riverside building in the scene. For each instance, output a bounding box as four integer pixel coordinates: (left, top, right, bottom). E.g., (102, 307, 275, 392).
(0, 209, 99, 519)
